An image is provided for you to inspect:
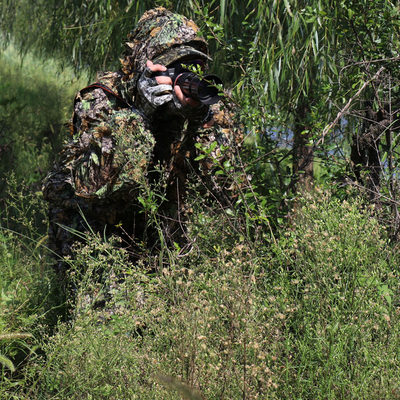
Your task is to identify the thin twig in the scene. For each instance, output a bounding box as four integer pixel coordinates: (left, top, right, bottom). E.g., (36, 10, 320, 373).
(347, 178, 400, 207)
(316, 66, 385, 147)
(341, 55, 400, 71)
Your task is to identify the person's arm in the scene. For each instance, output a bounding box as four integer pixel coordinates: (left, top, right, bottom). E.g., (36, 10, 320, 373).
(192, 100, 244, 204)
(43, 87, 155, 206)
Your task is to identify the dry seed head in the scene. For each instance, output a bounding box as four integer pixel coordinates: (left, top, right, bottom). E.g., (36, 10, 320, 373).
(383, 314, 391, 322)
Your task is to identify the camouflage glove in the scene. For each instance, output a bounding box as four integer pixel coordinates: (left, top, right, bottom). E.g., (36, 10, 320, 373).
(136, 66, 210, 124)
(136, 66, 174, 118)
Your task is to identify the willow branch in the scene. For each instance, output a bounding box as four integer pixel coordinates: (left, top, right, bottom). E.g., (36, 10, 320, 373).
(316, 66, 385, 146)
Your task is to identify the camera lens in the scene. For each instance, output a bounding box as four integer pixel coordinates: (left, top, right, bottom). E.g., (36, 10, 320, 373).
(175, 73, 222, 105)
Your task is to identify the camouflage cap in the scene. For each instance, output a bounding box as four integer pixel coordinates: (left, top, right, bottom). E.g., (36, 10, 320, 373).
(120, 7, 209, 82)
(152, 45, 212, 68)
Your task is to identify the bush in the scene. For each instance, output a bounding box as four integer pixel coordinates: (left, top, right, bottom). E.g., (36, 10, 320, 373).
(22, 189, 400, 399)
(271, 189, 400, 399)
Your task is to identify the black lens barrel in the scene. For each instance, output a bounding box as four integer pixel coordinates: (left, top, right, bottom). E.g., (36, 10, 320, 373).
(153, 69, 223, 105)
(175, 73, 222, 105)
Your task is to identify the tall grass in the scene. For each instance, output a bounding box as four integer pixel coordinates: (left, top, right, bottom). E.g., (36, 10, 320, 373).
(0, 181, 65, 397)
(0, 45, 88, 197)
(14, 189, 400, 400)
(0, 46, 86, 396)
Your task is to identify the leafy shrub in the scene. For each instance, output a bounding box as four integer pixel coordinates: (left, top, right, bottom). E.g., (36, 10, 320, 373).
(271, 189, 400, 399)
(23, 189, 400, 399)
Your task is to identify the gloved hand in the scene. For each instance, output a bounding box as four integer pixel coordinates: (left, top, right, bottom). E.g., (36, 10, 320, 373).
(135, 61, 213, 126)
(135, 62, 174, 118)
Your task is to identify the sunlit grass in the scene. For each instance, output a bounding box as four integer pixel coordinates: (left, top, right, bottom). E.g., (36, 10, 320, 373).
(0, 45, 88, 192)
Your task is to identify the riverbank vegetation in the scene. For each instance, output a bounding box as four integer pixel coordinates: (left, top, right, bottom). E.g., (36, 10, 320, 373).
(1, 1, 400, 398)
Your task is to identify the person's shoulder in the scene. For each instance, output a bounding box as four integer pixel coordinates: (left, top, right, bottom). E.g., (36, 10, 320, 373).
(73, 71, 128, 115)
(74, 70, 123, 102)
(96, 71, 123, 93)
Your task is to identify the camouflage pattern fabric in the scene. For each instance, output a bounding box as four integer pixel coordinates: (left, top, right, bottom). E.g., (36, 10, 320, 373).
(42, 7, 242, 273)
(120, 7, 209, 103)
(135, 64, 210, 125)
(43, 76, 155, 272)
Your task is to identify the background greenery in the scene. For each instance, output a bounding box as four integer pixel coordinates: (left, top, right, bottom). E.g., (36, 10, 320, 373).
(1, 0, 400, 398)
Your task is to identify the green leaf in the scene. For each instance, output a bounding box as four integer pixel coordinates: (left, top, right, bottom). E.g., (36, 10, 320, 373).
(91, 152, 99, 166)
(283, 0, 293, 17)
(0, 354, 15, 372)
(378, 284, 393, 307)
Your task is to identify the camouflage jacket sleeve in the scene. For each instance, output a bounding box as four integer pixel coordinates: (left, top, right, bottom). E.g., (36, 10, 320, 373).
(43, 85, 155, 207)
(193, 99, 244, 201)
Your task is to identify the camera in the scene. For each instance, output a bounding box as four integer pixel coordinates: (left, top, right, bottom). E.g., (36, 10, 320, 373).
(153, 66, 223, 105)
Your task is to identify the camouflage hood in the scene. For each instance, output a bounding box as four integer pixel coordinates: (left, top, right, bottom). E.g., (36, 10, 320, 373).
(120, 7, 209, 84)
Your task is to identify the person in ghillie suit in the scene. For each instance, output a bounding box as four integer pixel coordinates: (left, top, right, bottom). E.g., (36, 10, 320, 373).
(43, 7, 242, 275)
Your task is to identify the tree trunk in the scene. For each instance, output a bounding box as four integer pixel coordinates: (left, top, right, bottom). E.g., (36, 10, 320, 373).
(350, 103, 387, 205)
(292, 101, 313, 192)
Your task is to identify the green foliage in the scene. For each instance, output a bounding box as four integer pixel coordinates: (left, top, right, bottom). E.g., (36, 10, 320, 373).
(0, 181, 64, 396)
(1, 2, 400, 399)
(10, 190, 398, 399)
(272, 189, 400, 398)
(0, 0, 250, 82)
(0, 45, 87, 197)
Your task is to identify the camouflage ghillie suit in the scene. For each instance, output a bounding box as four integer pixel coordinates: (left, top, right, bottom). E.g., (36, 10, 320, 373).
(43, 7, 242, 272)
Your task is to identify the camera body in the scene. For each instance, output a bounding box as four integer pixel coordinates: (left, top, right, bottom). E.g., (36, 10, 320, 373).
(153, 66, 222, 105)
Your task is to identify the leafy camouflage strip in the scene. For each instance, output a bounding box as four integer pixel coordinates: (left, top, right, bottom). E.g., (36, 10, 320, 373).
(194, 100, 244, 202)
(42, 80, 155, 270)
(65, 85, 155, 200)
